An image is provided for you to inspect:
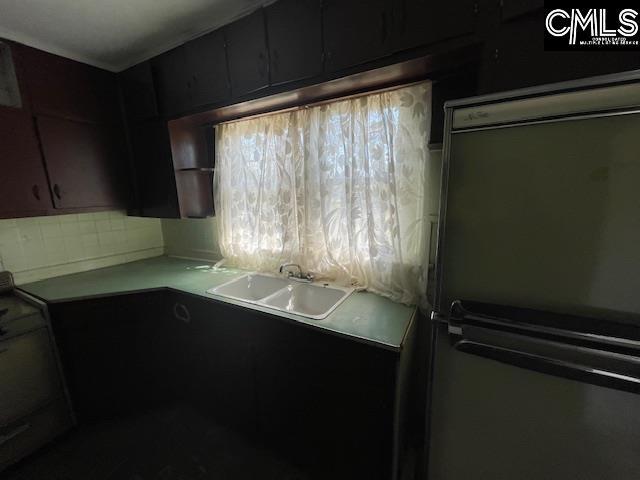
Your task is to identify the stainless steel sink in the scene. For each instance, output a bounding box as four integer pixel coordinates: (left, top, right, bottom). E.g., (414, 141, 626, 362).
(207, 274, 354, 320)
(207, 274, 289, 302)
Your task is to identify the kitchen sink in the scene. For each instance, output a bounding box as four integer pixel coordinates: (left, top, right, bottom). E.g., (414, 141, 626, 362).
(207, 274, 354, 320)
(207, 274, 290, 302)
(259, 283, 352, 319)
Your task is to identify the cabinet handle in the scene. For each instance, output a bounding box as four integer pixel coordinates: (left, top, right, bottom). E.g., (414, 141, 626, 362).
(32, 184, 40, 200)
(53, 184, 62, 199)
(0, 423, 31, 447)
(173, 303, 191, 324)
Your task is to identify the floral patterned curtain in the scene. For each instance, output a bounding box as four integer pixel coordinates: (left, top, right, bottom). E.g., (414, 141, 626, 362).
(214, 81, 433, 306)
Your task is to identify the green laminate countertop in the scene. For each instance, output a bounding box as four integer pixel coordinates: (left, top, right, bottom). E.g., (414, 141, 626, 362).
(19, 256, 416, 351)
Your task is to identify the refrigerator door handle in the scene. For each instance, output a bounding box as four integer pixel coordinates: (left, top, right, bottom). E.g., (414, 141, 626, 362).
(454, 324, 640, 394)
(450, 299, 640, 353)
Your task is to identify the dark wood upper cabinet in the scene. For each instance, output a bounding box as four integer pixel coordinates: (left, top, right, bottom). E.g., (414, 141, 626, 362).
(119, 61, 158, 123)
(152, 45, 191, 117)
(0, 109, 52, 217)
(393, 0, 477, 52)
(225, 9, 270, 97)
(184, 30, 231, 109)
(128, 120, 180, 218)
(266, 0, 323, 85)
(501, 0, 543, 23)
(18, 46, 120, 124)
(322, 0, 392, 73)
(479, 12, 640, 94)
(36, 116, 126, 209)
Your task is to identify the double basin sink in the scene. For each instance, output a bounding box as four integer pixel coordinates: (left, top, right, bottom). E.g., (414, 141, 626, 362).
(207, 273, 354, 320)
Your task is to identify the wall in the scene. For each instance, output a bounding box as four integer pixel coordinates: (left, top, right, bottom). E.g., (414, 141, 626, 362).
(0, 210, 164, 284)
(161, 217, 221, 262)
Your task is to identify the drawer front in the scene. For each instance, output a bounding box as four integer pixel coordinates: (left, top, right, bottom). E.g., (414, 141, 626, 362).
(0, 312, 46, 341)
(0, 328, 62, 424)
(0, 399, 72, 471)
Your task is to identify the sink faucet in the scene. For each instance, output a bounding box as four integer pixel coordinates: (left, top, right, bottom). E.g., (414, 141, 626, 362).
(279, 263, 315, 283)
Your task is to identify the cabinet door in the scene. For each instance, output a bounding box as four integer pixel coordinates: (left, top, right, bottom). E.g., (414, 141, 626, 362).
(479, 12, 640, 94)
(152, 45, 191, 117)
(19, 45, 119, 124)
(266, 0, 323, 85)
(129, 120, 180, 218)
(50, 292, 172, 421)
(501, 0, 543, 22)
(119, 61, 159, 123)
(254, 318, 397, 480)
(393, 0, 477, 52)
(36, 116, 126, 209)
(175, 295, 257, 434)
(0, 109, 52, 217)
(225, 9, 270, 97)
(185, 30, 231, 109)
(323, 0, 392, 73)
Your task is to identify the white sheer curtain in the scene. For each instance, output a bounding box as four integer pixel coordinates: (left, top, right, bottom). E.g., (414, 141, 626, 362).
(214, 81, 432, 305)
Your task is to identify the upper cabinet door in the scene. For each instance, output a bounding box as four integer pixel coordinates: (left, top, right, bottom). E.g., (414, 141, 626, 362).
(153, 45, 191, 118)
(36, 116, 126, 209)
(129, 120, 180, 218)
(184, 30, 231, 109)
(18, 46, 120, 124)
(225, 9, 270, 97)
(119, 61, 159, 123)
(393, 0, 477, 52)
(0, 109, 52, 217)
(322, 0, 392, 73)
(266, 0, 323, 85)
(501, 0, 543, 22)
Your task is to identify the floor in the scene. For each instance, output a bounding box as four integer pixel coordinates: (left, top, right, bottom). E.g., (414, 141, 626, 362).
(5, 404, 310, 480)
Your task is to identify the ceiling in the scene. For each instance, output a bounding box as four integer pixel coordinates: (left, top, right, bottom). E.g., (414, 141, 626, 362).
(0, 0, 267, 72)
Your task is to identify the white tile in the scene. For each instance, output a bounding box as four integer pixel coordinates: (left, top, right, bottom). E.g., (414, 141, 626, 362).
(0, 227, 20, 247)
(44, 237, 65, 253)
(0, 219, 17, 229)
(78, 221, 97, 234)
(58, 214, 78, 223)
(76, 213, 94, 222)
(92, 211, 110, 220)
(64, 237, 86, 261)
(41, 223, 63, 238)
(109, 218, 125, 231)
(38, 216, 60, 225)
(81, 233, 99, 247)
(16, 217, 40, 227)
(17, 224, 42, 243)
(96, 219, 112, 232)
(60, 222, 80, 236)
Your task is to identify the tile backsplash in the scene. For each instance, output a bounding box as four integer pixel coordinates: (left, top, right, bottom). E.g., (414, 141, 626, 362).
(0, 211, 164, 284)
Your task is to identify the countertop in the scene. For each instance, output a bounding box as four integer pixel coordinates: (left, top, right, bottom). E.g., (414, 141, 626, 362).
(18, 256, 416, 351)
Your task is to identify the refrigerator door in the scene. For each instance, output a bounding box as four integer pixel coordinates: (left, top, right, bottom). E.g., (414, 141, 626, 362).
(427, 321, 640, 480)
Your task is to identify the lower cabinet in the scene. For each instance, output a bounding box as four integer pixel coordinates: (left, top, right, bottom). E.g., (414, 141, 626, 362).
(252, 316, 398, 480)
(49, 291, 178, 421)
(50, 290, 403, 479)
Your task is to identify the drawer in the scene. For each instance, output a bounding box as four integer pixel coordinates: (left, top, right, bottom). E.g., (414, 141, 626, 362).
(0, 312, 46, 341)
(0, 399, 72, 471)
(0, 328, 62, 424)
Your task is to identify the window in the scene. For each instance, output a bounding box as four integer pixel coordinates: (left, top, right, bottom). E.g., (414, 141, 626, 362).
(214, 81, 433, 305)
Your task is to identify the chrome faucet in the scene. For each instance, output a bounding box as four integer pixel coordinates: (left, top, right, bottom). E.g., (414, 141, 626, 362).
(279, 263, 315, 283)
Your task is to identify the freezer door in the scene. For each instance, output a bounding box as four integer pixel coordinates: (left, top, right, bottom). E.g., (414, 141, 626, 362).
(427, 322, 640, 480)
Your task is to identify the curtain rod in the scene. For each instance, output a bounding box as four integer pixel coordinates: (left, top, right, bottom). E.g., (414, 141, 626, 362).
(214, 79, 431, 128)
